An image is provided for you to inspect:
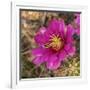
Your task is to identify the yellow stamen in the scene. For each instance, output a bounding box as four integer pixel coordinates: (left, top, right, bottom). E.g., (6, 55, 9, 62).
(45, 34, 64, 51)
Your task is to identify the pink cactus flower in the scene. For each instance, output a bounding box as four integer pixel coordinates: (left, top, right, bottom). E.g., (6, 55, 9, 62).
(32, 19, 76, 70)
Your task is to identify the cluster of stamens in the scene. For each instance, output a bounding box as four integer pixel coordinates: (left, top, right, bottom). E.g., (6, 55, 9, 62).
(45, 34, 64, 51)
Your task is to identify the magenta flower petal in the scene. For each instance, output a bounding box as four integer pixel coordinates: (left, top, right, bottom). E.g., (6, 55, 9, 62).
(67, 46, 76, 56)
(32, 47, 44, 56)
(59, 49, 67, 61)
(64, 44, 76, 56)
(32, 49, 52, 66)
(35, 34, 45, 45)
(35, 27, 49, 45)
(66, 24, 74, 43)
(46, 55, 60, 70)
(33, 56, 44, 66)
(75, 14, 80, 24)
(74, 14, 80, 35)
(48, 19, 60, 32)
(47, 19, 65, 36)
(58, 19, 65, 33)
(67, 24, 80, 36)
(39, 27, 47, 34)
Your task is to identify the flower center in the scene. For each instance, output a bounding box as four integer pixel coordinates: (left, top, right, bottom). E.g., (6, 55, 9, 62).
(45, 34, 64, 51)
